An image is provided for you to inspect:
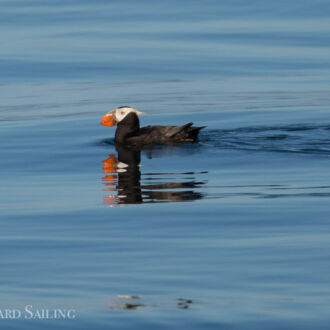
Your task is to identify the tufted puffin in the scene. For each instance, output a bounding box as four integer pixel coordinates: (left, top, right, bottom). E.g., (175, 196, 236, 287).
(101, 106, 205, 145)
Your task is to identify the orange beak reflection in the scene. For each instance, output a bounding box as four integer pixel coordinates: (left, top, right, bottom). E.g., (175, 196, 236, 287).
(102, 155, 119, 205)
(101, 111, 117, 126)
(102, 154, 118, 191)
(102, 154, 118, 173)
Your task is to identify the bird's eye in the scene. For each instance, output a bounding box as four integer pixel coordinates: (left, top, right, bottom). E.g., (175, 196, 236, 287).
(121, 111, 125, 115)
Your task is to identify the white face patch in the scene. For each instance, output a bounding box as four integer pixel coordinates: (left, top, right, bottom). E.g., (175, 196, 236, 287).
(114, 106, 146, 122)
(114, 107, 132, 122)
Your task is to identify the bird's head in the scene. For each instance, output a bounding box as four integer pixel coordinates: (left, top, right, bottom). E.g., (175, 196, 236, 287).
(101, 106, 145, 127)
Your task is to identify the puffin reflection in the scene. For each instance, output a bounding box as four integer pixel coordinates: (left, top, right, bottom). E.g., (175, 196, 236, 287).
(102, 145, 206, 205)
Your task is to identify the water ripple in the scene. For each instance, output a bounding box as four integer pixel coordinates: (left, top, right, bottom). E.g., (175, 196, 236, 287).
(204, 124, 330, 156)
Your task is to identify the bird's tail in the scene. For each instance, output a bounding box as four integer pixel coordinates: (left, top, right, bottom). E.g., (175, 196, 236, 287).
(169, 123, 206, 142)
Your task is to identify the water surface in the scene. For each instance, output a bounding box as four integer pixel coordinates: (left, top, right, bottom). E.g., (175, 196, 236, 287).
(1, 1, 330, 329)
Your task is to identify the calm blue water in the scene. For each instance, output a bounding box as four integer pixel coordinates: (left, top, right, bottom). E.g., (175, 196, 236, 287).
(1, 1, 330, 329)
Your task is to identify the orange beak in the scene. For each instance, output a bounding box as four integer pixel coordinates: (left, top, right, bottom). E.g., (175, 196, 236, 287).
(101, 111, 117, 126)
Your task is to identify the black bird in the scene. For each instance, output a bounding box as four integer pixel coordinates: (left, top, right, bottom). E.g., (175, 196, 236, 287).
(101, 106, 205, 145)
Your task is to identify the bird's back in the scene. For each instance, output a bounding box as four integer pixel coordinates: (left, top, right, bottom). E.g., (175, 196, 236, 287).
(124, 123, 205, 145)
